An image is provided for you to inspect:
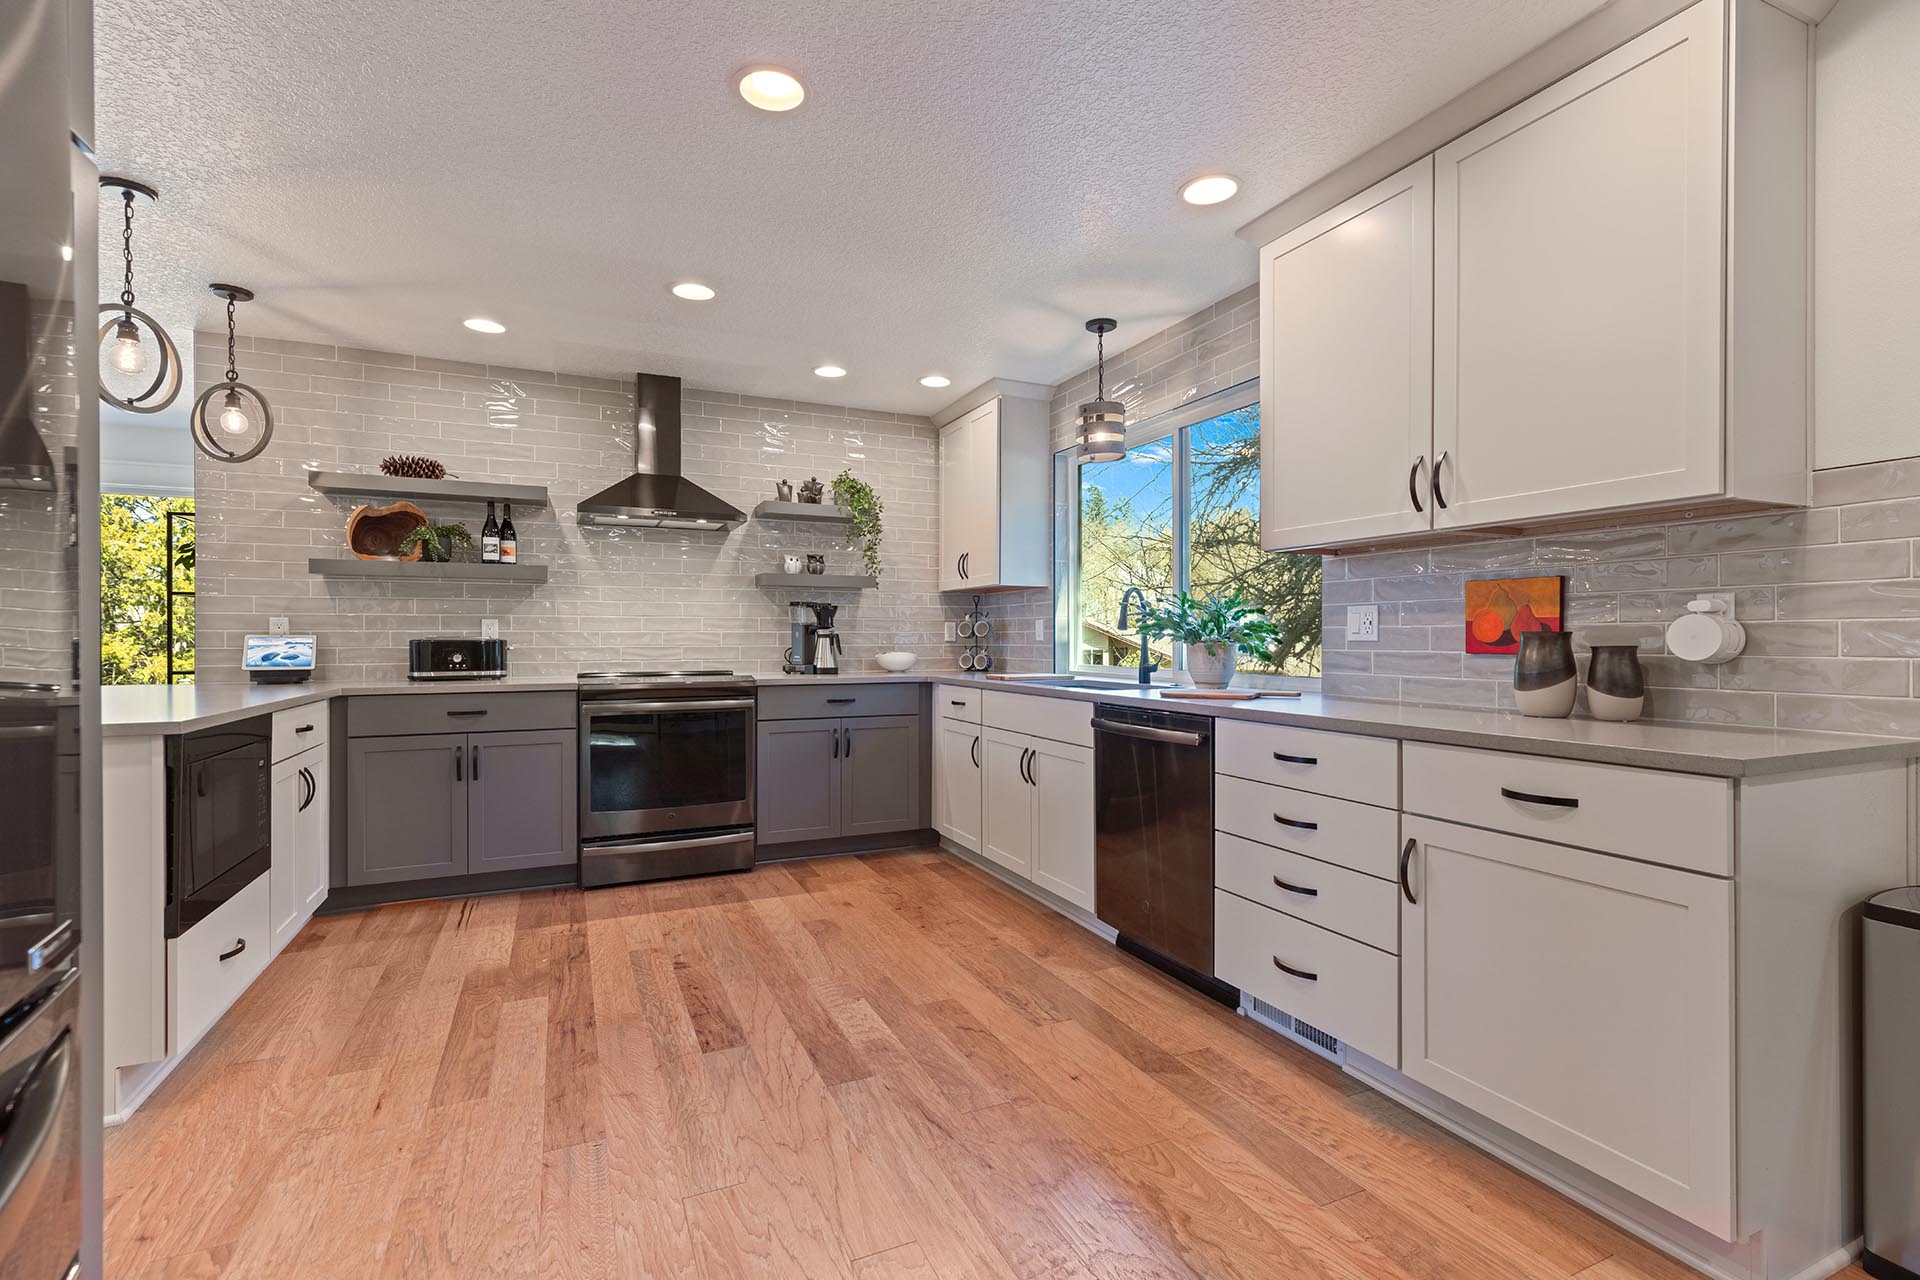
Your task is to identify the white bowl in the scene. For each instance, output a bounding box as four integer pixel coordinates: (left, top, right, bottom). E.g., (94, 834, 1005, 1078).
(874, 651, 918, 672)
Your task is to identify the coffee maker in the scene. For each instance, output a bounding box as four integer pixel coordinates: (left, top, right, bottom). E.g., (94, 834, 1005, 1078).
(810, 601, 842, 676)
(781, 600, 844, 675)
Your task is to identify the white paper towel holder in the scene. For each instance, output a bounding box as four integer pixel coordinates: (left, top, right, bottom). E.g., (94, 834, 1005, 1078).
(1667, 596, 1745, 664)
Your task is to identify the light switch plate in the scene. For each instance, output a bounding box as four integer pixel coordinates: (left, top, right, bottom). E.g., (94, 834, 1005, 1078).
(268, 616, 289, 637)
(1346, 604, 1379, 642)
(1035, 619, 1046, 640)
(480, 618, 500, 641)
(944, 621, 959, 643)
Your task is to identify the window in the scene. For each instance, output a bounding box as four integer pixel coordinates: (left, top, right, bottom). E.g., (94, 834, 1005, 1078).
(101, 495, 194, 685)
(1061, 386, 1321, 679)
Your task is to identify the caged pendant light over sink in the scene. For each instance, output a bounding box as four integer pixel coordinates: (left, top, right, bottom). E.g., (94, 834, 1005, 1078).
(189, 284, 274, 464)
(1074, 317, 1126, 463)
(97, 177, 182, 413)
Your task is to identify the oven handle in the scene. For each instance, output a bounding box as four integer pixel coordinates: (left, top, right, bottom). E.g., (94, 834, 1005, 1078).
(583, 831, 756, 857)
(586, 698, 756, 715)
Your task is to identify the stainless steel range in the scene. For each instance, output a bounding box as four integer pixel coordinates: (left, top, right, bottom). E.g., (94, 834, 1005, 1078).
(577, 670, 756, 887)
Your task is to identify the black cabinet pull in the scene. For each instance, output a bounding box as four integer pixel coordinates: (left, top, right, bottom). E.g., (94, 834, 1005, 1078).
(1399, 837, 1417, 906)
(1431, 450, 1450, 509)
(471, 745, 481, 781)
(1407, 457, 1425, 514)
(1272, 957, 1318, 982)
(1272, 876, 1318, 898)
(831, 727, 840, 759)
(218, 939, 247, 962)
(826, 697, 856, 704)
(843, 729, 853, 759)
(455, 747, 462, 782)
(1500, 786, 1578, 809)
(297, 767, 312, 812)
(970, 735, 980, 769)
(447, 709, 488, 718)
(1272, 814, 1319, 831)
(295, 723, 315, 734)
(1272, 752, 1318, 766)
(950, 699, 967, 707)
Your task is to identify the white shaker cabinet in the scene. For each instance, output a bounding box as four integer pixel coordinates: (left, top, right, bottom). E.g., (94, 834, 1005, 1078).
(937, 395, 1050, 591)
(1260, 158, 1435, 550)
(1027, 737, 1094, 911)
(932, 716, 984, 851)
(1399, 814, 1735, 1238)
(268, 745, 329, 956)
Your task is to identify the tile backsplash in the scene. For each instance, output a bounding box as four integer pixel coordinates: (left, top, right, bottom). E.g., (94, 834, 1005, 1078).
(1326, 459, 1920, 734)
(192, 336, 947, 682)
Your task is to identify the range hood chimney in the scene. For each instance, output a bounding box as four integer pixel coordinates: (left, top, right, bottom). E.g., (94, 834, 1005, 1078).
(576, 373, 745, 530)
(0, 281, 55, 491)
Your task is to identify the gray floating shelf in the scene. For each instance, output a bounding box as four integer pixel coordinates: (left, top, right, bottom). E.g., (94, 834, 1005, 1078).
(309, 558, 548, 583)
(753, 572, 876, 591)
(752, 500, 853, 525)
(307, 471, 549, 507)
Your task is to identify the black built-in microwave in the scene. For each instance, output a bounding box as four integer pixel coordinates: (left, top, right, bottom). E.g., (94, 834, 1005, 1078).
(165, 716, 271, 938)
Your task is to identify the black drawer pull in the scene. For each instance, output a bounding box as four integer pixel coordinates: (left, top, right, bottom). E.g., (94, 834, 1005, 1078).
(950, 699, 968, 707)
(1272, 957, 1318, 982)
(1272, 752, 1318, 766)
(826, 697, 856, 704)
(218, 939, 247, 962)
(1500, 787, 1578, 809)
(1272, 814, 1319, 831)
(295, 723, 315, 733)
(447, 709, 489, 717)
(1272, 876, 1318, 898)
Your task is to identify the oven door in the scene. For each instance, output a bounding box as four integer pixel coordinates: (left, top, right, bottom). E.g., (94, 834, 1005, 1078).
(579, 696, 755, 839)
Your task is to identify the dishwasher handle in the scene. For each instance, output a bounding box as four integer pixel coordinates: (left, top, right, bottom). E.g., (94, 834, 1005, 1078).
(1091, 718, 1204, 747)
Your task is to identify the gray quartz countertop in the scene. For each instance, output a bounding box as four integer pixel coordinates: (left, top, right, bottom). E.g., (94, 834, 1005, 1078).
(103, 671, 1920, 777)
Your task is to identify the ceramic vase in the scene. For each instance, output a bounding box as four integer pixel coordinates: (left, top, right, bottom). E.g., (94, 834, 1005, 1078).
(1585, 644, 1647, 722)
(1186, 643, 1238, 689)
(1513, 631, 1577, 718)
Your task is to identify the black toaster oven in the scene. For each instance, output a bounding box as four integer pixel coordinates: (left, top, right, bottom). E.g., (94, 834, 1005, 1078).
(407, 637, 507, 680)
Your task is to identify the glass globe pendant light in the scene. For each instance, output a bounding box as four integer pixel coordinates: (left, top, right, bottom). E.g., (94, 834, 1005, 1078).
(97, 177, 182, 413)
(189, 285, 274, 463)
(1074, 318, 1126, 464)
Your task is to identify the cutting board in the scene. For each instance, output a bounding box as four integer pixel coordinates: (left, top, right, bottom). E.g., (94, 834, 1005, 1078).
(1155, 689, 1302, 701)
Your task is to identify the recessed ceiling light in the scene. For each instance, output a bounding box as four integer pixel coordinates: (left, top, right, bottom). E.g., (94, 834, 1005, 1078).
(738, 67, 805, 112)
(463, 317, 506, 334)
(671, 281, 716, 301)
(1180, 174, 1240, 206)
(919, 375, 951, 389)
(813, 365, 846, 379)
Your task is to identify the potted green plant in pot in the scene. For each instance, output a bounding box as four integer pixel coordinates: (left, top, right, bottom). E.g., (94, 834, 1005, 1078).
(397, 522, 474, 564)
(1131, 590, 1280, 689)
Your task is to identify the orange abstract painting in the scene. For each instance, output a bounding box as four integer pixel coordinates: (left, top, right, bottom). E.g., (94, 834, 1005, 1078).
(1464, 576, 1563, 654)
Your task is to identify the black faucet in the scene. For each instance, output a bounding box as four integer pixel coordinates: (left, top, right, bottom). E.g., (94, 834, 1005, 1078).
(1117, 587, 1159, 685)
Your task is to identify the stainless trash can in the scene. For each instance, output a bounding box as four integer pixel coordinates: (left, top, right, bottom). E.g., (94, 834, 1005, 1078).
(1866, 887, 1920, 1280)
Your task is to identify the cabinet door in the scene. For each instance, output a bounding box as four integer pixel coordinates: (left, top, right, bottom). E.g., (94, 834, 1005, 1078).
(299, 753, 330, 914)
(756, 718, 841, 844)
(468, 729, 578, 873)
(840, 715, 922, 838)
(960, 402, 1000, 586)
(346, 735, 468, 885)
(933, 719, 984, 852)
(1029, 739, 1094, 910)
(938, 418, 970, 591)
(1261, 157, 1435, 551)
(979, 729, 1034, 879)
(1401, 816, 1734, 1238)
(268, 756, 303, 955)
(1432, 1, 1725, 529)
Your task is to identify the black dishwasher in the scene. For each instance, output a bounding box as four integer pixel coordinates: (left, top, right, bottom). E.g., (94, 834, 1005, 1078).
(1093, 703, 1237, 1005)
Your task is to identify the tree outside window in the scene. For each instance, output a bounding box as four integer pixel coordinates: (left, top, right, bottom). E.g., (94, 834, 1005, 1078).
(101, 494, 194, 685)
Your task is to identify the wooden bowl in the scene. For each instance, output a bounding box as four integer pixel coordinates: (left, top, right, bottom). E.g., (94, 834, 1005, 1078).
(346, 501, 427, 560)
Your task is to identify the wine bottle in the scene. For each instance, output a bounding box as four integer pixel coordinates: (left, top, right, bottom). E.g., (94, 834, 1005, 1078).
(499, 504, 518, 564)
(481, 501, 501, 563)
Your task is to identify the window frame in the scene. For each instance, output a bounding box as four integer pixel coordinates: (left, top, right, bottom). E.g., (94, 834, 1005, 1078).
(1054, 378, 1316, 686)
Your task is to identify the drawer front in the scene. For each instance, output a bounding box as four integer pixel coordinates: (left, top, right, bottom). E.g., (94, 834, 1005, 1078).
(1216, 774, 1401, 880)
(168, 873, 270, 1053)
(1215, 718, 1398, 808)
(347, 690, 575, 738)
(984, 690, 1093, 747)
(1215, 889, 1398, 1066)
(271, 704, 330, 761)
(1215, 832, 1399, 954)
(759, 683, 920, 721)
(935, 684, 983, 723)
(1402, 743, 1732, 876)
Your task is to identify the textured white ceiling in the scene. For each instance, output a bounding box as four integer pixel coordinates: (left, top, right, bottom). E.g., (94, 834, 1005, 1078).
(95, 0, 1602, 413)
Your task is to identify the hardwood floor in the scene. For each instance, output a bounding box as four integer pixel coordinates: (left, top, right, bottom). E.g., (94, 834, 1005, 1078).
(104, 848, 1844, 1278)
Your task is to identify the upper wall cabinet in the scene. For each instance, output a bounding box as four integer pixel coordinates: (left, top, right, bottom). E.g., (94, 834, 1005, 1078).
(1261, 0, 1809, 554)
(938, 395, 1050, 591)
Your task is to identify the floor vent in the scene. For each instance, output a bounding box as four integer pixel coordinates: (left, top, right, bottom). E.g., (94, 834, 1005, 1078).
(1240, 993, 1343, 1064)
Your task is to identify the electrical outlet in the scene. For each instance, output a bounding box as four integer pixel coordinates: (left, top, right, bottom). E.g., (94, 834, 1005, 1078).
(1346, 605, 1379, 643)
(268, 616, 289, 637)
(1034, 619, 1046, 640)
(480, 618, 500, 641)
(944, 621, 959, 643)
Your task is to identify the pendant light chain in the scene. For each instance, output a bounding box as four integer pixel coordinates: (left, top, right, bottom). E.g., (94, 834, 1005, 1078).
(224, 295, 239, 384)
(1096, 328, 1106, 400)
(119, 189, 137, 313)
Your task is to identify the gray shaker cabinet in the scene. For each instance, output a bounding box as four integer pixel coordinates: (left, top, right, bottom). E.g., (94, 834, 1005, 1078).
(347, 734, 469, 885)
(756, 718, 841, 845)
(467, 729, 578, 873)
(840, 715, 921, 838)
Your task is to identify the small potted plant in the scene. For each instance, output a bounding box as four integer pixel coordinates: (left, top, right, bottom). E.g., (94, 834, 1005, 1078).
(831, 469, 884, 581)
(397, 522, 474, 563)
(1131, 590, 1279, 689)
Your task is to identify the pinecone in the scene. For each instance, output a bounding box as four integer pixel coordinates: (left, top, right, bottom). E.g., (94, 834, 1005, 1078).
(380, 454, 448, 480)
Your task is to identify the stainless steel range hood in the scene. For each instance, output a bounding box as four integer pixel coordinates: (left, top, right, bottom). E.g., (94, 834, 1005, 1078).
(0, 281, 55, 491)
(577, 372, 744, 530)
